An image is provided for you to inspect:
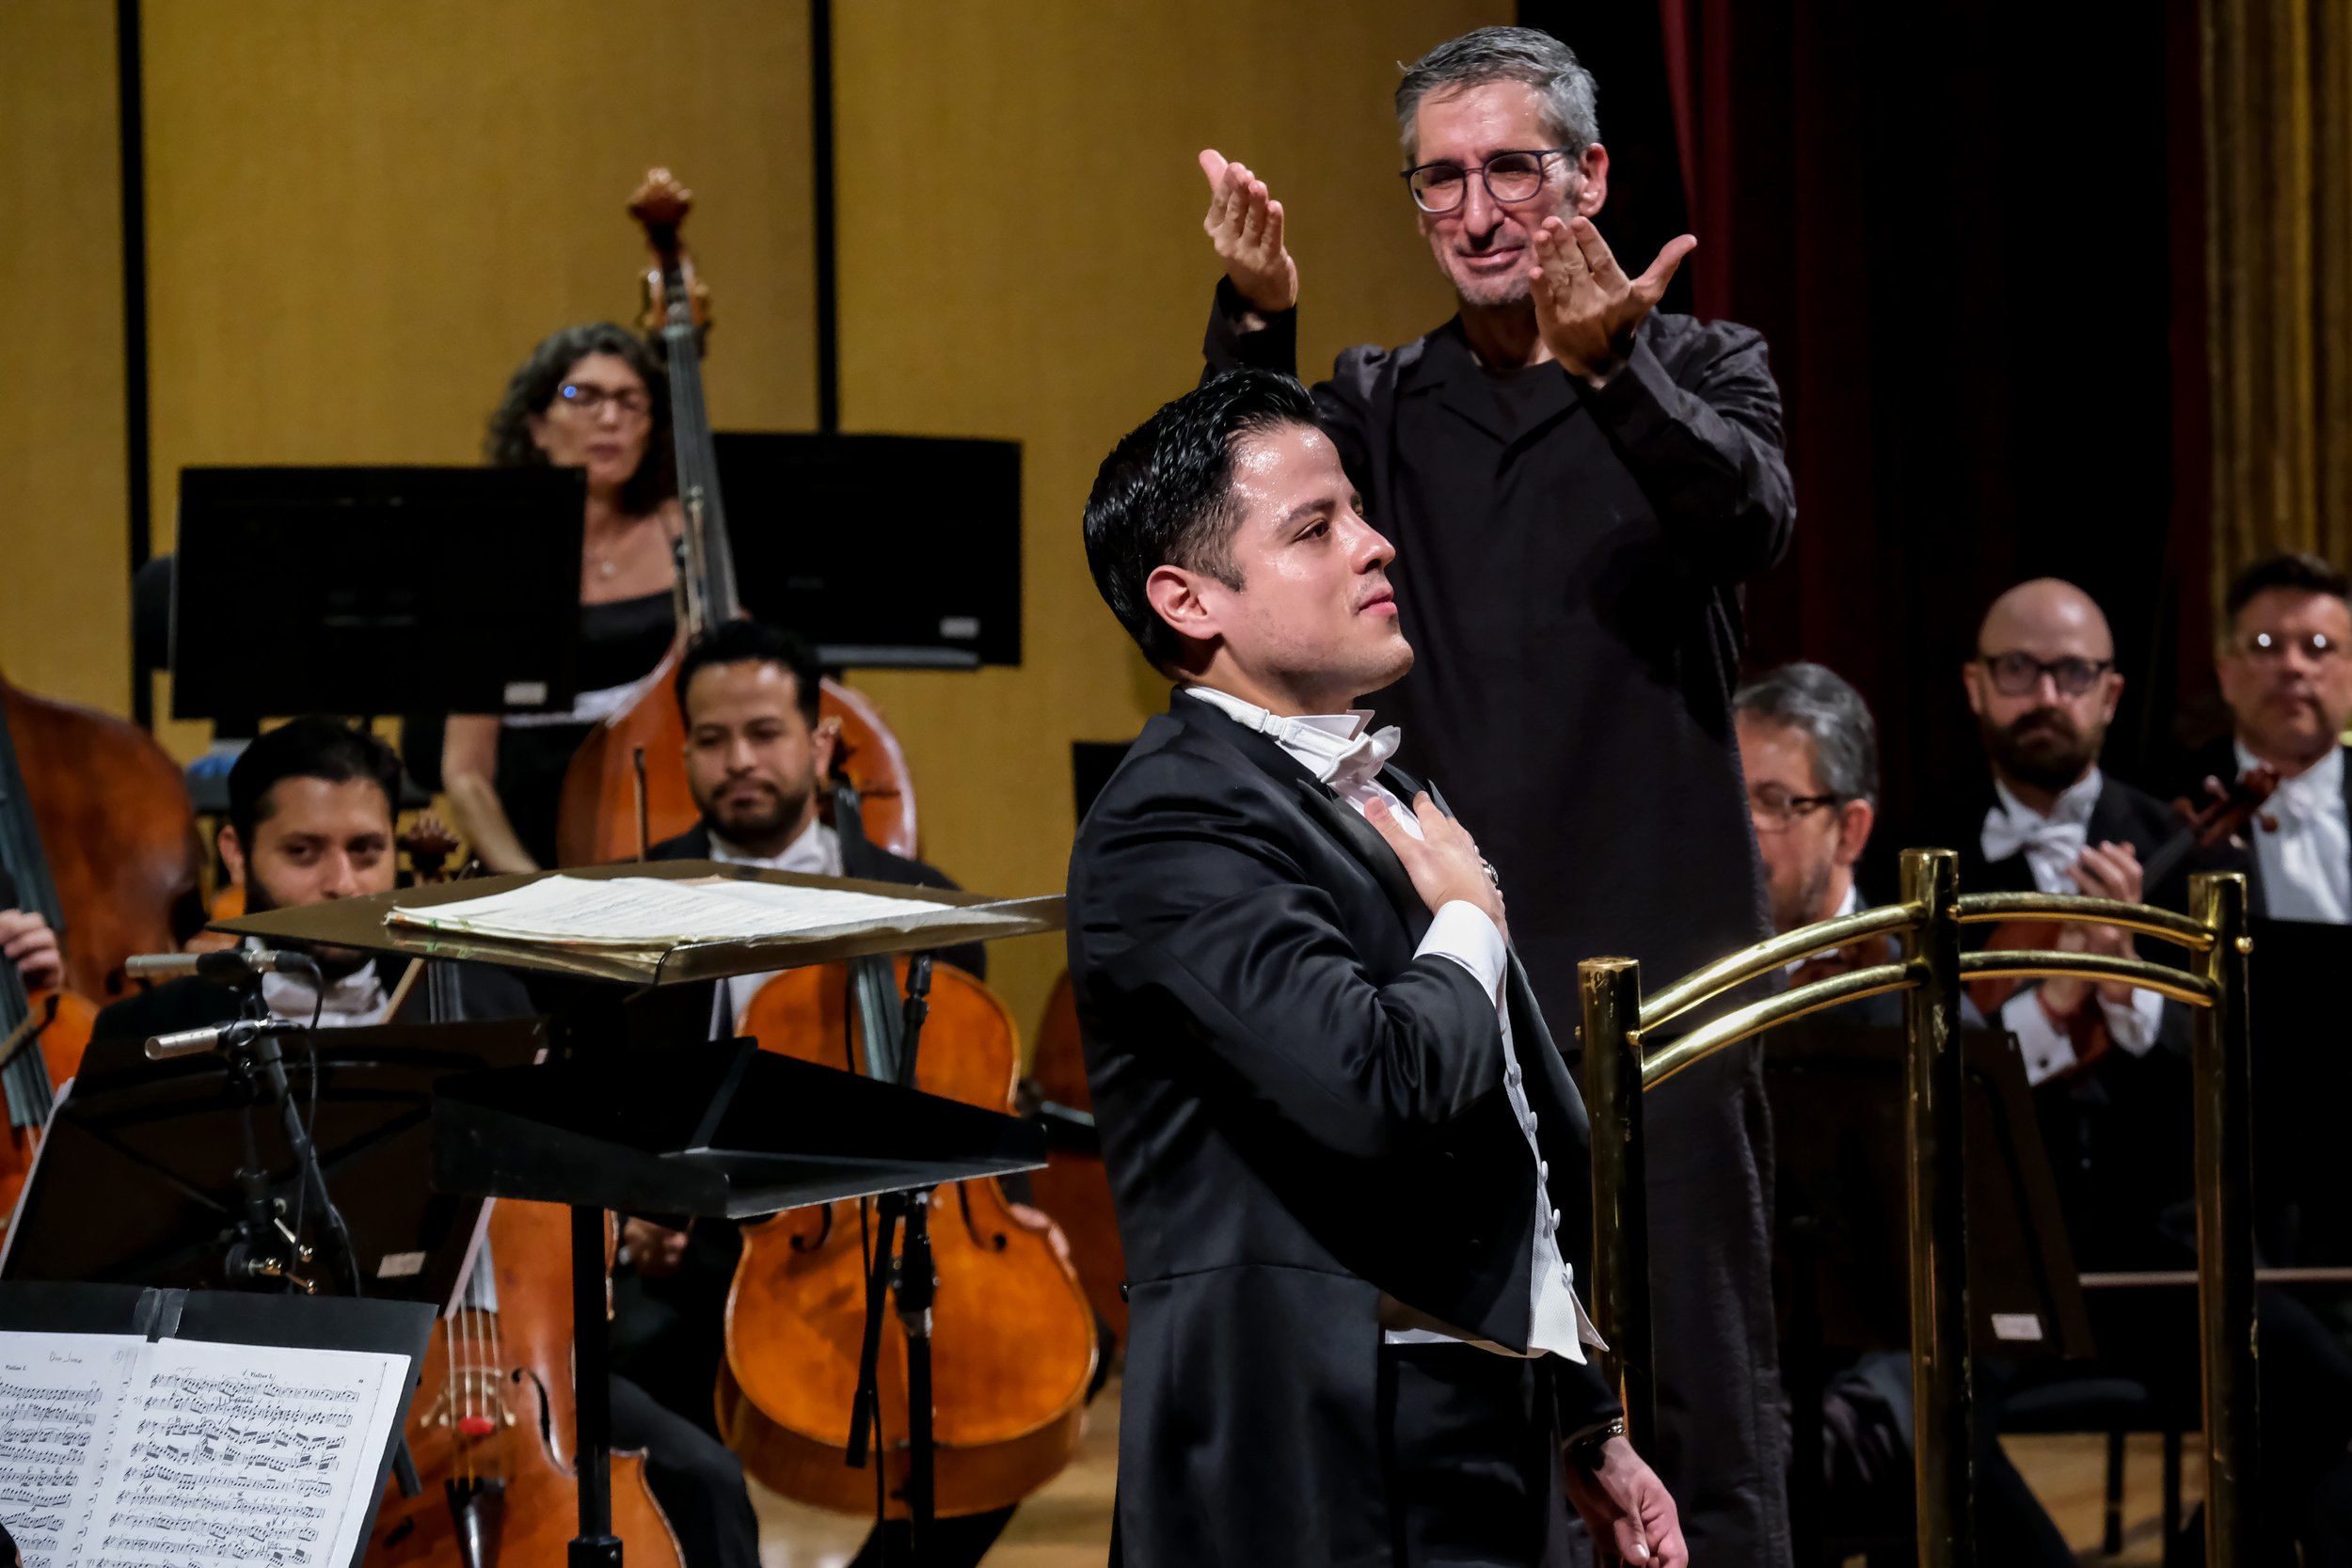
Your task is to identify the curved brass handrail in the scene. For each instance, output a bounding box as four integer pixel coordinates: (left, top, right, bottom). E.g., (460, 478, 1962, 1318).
(1961, 950, 2218, 1007)
(1640, 903, 1924, 1032)
(1956, 890, 2214, 951)
(1639, 961, 1916, 1089)
(1583, 853, 2262, 1568)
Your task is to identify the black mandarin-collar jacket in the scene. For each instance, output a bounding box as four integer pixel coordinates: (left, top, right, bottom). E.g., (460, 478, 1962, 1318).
(1067, 691, 1615, 1567)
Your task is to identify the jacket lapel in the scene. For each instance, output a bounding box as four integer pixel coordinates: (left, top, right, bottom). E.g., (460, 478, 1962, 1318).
(1290, 779, 1430, 940)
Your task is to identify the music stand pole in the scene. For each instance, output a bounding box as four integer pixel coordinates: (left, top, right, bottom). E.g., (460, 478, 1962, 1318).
(570, 1201, 622, 1568)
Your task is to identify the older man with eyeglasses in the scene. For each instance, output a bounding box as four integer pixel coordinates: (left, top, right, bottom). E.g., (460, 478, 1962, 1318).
(2201, 550, 2352, 922)
(1189, 24, 1797, 1560)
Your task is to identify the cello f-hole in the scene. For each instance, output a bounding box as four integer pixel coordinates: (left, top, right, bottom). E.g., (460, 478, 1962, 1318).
(789, 1205, 835, 1254)
(955, 1183, 1005, 1251)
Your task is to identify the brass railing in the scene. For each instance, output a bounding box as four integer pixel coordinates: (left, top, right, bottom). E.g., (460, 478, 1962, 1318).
(1578, 848, 2258, 1568)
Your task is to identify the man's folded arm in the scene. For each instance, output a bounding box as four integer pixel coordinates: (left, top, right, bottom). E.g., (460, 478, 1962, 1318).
(1581, 324, 1794, 582)
(1082, 805, 1509, 1161)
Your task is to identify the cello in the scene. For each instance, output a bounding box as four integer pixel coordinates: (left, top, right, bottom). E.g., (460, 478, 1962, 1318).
(553, 169, 917, 867)
(717, 800, 1097, 1521)
(367, 961, 683, 1568)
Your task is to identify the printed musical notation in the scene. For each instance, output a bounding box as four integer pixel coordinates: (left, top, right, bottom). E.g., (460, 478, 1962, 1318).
(0, 1333, 405, 1568)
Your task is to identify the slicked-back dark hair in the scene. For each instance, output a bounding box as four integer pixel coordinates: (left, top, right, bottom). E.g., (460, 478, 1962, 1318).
(484, 323, 675, 516)
(673, 617, 823, 729)
(2225, 550, 2352, 627)
(228, 717, 404, 849)
(1083, 370, 1324, 668)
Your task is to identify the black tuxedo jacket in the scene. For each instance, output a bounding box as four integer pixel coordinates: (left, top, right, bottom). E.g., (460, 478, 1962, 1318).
(646, 821, 985, 980)
(92, 958, 533, 1042)
(1940, 769, 2194, 1271)
(1068, 692, 1616, 1567)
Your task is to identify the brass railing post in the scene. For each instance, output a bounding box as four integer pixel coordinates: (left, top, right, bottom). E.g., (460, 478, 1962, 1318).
(1899, 847, 1971, 1567)
(1578, 955, 1652, 1449)
(2190, 871, 2259, 1564)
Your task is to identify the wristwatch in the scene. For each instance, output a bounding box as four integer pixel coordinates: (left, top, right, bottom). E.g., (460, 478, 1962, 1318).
(1565, 1416, 1627, 1471)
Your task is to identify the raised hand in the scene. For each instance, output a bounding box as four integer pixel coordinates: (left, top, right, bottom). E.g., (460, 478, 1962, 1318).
(1363, 791, 1506, 941)
(1199, 149, 1298, 314)
(1528, 215, 1695, 384)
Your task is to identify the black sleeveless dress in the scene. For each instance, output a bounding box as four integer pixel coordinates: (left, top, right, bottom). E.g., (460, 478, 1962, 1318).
(494, 590, 676, 868)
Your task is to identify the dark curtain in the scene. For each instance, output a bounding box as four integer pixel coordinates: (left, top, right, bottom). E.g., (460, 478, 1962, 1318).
(1522, 0, 2214, 841)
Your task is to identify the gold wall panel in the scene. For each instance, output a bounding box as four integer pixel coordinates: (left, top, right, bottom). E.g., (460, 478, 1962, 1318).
(0, 1, 129, 713)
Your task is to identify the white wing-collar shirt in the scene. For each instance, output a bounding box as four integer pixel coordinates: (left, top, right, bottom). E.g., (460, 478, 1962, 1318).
(708, 816, 846, 1026)
(2236, 738, 2352, 925)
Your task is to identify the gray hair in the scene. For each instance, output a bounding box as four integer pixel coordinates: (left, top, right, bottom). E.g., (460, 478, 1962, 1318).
(1394, 26, 1601, 166)
(1734, 662, 1882, 809)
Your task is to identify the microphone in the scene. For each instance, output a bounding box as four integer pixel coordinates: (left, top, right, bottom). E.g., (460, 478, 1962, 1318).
(144, 1016, 292, 1061)
(124, 949, 323, 986)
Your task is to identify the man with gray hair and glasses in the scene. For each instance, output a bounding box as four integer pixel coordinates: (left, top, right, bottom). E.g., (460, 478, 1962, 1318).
(1194, 24, 1796, 1560)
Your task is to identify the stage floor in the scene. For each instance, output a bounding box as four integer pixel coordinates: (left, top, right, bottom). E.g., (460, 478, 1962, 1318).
(747, 1379, 2201, 1565)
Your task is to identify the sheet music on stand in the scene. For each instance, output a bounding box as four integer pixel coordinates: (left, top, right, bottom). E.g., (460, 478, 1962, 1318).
(0, 1284, 429, 1568)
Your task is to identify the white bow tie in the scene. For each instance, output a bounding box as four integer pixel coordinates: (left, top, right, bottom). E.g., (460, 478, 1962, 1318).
(1980, 807, 2087, 867)
(1321, 725, 1404, 791)
(1248, 709, 1402, 790)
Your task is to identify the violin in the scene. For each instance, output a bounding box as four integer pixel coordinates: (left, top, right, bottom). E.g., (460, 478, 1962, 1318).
(717, 935, 1097, 1519)
(368, 925, 681, 1567)
(552, 168, 917, 867)
(1965, 766, 2281, 1070)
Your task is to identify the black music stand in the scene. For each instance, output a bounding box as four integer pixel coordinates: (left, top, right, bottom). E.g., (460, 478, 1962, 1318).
(0, 1279, 435, 1568)
(712, 432, 1022, 670)
(170, 466, 588, 722)
(1762, 1018, 2093, 1557)
(213, 863, 1065, 1568)
(2, 1018, 547, 1310)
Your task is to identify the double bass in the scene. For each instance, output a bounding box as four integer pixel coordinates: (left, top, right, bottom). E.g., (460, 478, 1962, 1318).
(553, 169, 916, 868)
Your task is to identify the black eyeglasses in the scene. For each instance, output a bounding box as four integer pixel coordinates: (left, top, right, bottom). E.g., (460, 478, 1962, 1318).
(2238, 629, 2346, 664)
(1749, 785, 1843, 832)
(1979, 651, 2113, 698)
(557, 382, 652, 420)
(1400, 147, 1577, 214)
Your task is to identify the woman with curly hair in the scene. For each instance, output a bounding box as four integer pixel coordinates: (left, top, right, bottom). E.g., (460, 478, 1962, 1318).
(442, 323, 682, 871)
